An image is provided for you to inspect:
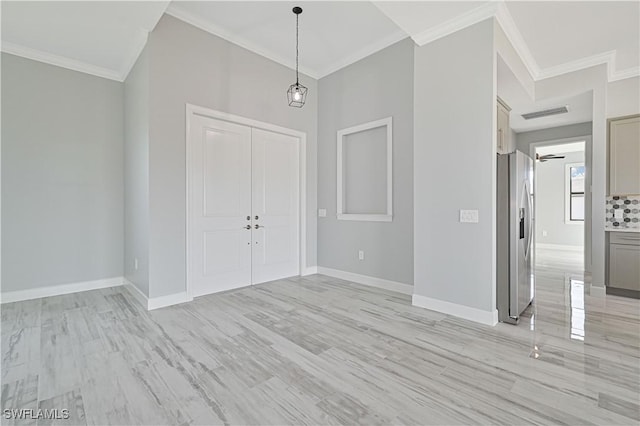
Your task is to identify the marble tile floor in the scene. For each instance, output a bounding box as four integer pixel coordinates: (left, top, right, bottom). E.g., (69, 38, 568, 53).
(2, 260, 639, 424)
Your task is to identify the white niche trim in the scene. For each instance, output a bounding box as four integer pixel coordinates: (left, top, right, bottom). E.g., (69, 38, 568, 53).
(337, 117, 393, 222)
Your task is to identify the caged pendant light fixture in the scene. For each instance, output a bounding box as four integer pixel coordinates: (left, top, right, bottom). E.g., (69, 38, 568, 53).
(287, 6, 308, 108)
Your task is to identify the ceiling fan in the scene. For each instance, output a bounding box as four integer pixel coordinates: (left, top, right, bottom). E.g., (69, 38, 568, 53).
(536, 153, 566, 162)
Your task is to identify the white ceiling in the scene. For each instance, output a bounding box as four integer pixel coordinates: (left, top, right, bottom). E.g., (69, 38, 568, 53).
(497, 56, 593, 133)
(1, 1, 169, 81)
(166, 1, 405, 79)
(1, 1, 638, 84)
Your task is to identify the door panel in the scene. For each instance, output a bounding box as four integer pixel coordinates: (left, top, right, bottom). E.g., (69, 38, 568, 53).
(189, 115, 252, 297)
(251, 128, 300, 284)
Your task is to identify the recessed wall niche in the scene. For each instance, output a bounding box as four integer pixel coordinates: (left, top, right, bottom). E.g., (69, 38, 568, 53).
(337, 117, 393, 222)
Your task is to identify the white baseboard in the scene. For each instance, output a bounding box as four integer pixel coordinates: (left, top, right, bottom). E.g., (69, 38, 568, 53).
(316, 266, 413, 295)
(123, 279, 148, 308)
(412, 294, 498, 326)
(148, 292, 192, 310)
(1, 277, 124, 304)
(124, 279, 191, 310)
(589, 284, 606, 298)
(536, 243, 583, 252)
(301, 266, 318, 276)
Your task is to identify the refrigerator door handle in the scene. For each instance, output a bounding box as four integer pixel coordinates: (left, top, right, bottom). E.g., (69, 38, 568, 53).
(524, 180, 534, 259)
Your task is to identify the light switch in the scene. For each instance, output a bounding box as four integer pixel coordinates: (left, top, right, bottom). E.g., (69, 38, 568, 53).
(614, 209, 624, 219)
(460, 209, 479, 223)
(318, 209, 327, 217)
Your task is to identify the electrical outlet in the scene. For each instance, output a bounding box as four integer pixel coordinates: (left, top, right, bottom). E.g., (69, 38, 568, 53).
(134, 258, 139, 271)
(614, 209, 624, 219)
(459, 209, 479, 223)
(542, 230, 548, 237)
(318, 209, 327, 217)
(358, 250, 365, 261)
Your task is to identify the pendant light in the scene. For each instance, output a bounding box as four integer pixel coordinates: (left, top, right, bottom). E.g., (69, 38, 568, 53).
(287, 6, 308, 108)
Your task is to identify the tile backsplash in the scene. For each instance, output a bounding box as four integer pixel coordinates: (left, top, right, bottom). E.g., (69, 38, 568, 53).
(606, 195, 640, 229)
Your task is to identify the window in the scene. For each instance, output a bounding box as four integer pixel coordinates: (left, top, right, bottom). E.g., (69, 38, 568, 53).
(566, 163, 585, 222)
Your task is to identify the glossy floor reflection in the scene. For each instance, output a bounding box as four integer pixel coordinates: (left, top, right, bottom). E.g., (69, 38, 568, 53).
(2, 248, 639, 425)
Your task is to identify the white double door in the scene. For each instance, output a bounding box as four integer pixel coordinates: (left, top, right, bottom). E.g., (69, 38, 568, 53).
(189, 115, 300, 297)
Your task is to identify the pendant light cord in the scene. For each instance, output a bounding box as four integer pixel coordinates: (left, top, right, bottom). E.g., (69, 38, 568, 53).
(296, 12, 299, 86)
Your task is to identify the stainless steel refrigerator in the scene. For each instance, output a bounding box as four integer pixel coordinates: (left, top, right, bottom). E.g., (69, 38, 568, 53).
(497, 151, 534, 324)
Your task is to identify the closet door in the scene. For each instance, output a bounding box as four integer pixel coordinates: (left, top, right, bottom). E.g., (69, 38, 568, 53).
(251, 128, 300, 284)
(189, 115, 252, 297)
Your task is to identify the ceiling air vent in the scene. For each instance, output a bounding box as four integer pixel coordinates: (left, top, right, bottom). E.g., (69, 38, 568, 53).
(521, 106, 569, 120)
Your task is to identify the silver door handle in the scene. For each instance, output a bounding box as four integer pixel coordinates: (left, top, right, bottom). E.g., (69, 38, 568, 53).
(244, 225, 251, 230)
(254, 224, 264, 229)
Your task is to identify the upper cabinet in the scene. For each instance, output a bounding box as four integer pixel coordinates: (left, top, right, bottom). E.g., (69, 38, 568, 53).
(497, 97, 511, 154)
(609, 115, 640, 196)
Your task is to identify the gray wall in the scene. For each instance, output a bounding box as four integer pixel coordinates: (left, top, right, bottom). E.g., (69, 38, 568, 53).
(124, 47, 150, 296)
(535, 150, 585, 247)
(516, 122, 592, 153)
(317, 38, 414, 285)
(1, 53, 123, 292)
(146, 15, 318, 298)
(414, 19, 496, 312)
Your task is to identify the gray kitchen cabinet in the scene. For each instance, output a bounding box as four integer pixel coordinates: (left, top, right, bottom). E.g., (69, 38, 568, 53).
(497, 97, 511, 154)
(609, 115, 640, 196)
(608, 232, 640, 295)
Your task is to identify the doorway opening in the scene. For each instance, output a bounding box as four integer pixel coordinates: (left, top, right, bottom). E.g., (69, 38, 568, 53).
(532, 140, 586, 276)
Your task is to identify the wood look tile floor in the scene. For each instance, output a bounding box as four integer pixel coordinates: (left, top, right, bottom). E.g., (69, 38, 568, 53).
(2, 251, 639, 425)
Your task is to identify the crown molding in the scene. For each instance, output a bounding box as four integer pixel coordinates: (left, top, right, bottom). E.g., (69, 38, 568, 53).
(408, 1, 636, 84)
(316, 30, 408, 78)
(537, 50, 615, 81)
(411, 2, 499, 47)
(165, 5, 320, 80)
(494, 2, 540, 80)
(119, 29, 149, 82)
(1, 41, 123, 81)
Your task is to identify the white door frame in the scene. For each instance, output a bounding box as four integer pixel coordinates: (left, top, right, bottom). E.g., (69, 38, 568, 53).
(528, 135, 592, 273)
(185, 103, 308, 299)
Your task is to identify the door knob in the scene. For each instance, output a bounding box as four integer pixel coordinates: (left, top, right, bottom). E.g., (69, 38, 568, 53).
(255, 215, 259, 220)
(246, 216, 251, 221)
(244, 225, 251, 230)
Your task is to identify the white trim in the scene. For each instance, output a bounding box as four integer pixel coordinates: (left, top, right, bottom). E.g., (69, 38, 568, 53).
(565, 162, 585, 224)
(536, 243, 583, 252)
(167, 5, 408, 80)
(166, 5, 318, 79)
(1, 277, 124, 304)
(337, 117, 393, 222)
(538, 50, 615, 82)
(185, 104, 308, 300)
(590, 285, 606, 298)
(124, 278, 192, 310)
(119, 30, 149, 81)
(317, 267, 413, 295)
(302, 266, 318, 276)
(412, 2, 499, 47)
(123, 278, 148, 309)
(494, 3, 540, 80)
(610, 66, 640, 82)
(316, 30, 408, 78)
(412, 294, 498, 326)
(148, 292, 192, 310)
(410, 2, 635, 84)
(1, 41, 122, 82)
(336, 214, 393, 222)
